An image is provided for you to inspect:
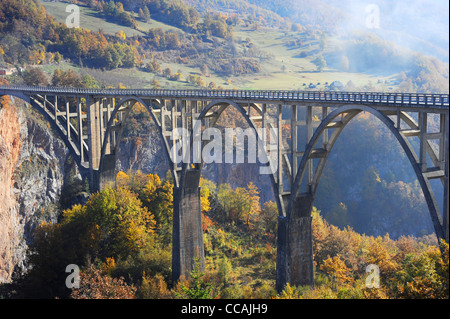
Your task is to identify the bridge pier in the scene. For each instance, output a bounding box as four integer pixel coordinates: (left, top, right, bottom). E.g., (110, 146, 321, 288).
(276, 194, 314, 293)
(172, 169, 205, 283)
(98, 154, 117, 191)
(87, 98, 102, 192)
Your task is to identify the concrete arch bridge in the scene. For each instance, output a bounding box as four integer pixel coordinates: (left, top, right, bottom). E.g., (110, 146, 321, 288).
(1, 85, 448, 292)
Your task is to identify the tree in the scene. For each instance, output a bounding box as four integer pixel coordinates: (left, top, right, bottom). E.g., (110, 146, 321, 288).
(244, 182, 261, 228)
(138, 8, 145, 21)
(320, 254, 353, 286)
(54, 51, 62, 64)
(143, 6, 151, 22)
(136, 273, 171, 299)
(116, 171, 130, 188)
(81, 74, 99, 88)
(291, 23, 303, 32)
(200, 64, 210, 76)
(151, 79, 161, 89)
(259, 201, 278, 234)
(312, 55, 326, 72)
(22, 67, 49, 86)
(52, 69, 83, 87)
(199, 177, 215, 213)
(63, 186, 156, 259)
(176, 258, 216, 299)
(116, 30, 126, 41)
(163, 67, 173, 79)
(70, 264, 136, 299)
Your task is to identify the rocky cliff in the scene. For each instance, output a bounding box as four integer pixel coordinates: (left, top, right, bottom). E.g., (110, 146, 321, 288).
(0, 96, 69, 282)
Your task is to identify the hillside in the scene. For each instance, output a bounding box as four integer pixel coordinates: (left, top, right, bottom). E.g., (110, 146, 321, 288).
(2, 0, 446, 92)
(0, 173, 447, 299)
(0, 0, 449, 299)
(1, 0, 447, 236)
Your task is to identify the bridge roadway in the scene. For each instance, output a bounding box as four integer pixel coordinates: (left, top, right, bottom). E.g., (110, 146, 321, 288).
(2, 85, 449, 110)
(1, 85, 449, 292)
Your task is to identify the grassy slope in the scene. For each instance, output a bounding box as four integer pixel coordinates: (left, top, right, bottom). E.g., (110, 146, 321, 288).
(40, 0, 398, 91)
(41, 1, 181, 35)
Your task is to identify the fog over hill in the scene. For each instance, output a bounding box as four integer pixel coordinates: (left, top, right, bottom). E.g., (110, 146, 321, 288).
(243, 0, 449, 61)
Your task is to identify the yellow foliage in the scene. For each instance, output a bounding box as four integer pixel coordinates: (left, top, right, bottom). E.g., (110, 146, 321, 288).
(320, 254, 354, 285)
(116, 30, 126, 41)
(103, 257, 117, 274)
(116, 171, 130, 188)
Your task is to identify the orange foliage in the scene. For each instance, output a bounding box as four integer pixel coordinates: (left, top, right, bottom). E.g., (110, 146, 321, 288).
(70, 265, 135, 299)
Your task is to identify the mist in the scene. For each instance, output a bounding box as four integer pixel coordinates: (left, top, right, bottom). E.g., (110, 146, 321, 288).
(252, 0, 449, 62)
(327, 0, 449, 62)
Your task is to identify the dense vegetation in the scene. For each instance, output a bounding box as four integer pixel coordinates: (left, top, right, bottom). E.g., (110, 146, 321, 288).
(1, 170, 447, 299)
(0, 0, 142, 70)
(0, 0, 448, 300)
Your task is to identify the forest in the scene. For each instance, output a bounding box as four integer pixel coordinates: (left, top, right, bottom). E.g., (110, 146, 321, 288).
(0, 0, 449, 300)
(0, 170, 447, 299)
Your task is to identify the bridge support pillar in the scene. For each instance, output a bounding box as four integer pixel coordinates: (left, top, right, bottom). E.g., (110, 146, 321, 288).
(172, 170, 205, 283)
(276, 194, 314, 293)
(87, 98, 102, 192)
(98, 154, 117, 191)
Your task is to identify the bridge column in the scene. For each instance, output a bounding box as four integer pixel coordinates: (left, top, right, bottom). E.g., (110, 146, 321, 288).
(87, 98, 102, 191)
(98, 154, 116, 191)
(276, 194, 314, 293)
(172, 169, 205, 283)
(444, 112, 449, 243)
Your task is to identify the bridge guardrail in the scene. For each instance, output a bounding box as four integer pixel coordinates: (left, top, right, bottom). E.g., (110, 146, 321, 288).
(0, 85, 448, 108)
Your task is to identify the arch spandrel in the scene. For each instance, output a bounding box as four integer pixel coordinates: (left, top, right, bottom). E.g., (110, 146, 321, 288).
(180, 99, 285, 216)
(289, 104, 446, 242)
(98, 96, 177, 188)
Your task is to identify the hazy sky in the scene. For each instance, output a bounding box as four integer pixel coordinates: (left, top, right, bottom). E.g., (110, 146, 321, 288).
(317, 0, 449, 61)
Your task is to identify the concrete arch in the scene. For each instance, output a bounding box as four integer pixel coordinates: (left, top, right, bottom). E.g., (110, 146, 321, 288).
(98, 96, 174, 189)
(1, 92, 85, 171)
(173, 99, 280, 282)
(289, 104, 445, 242)
(180, 99, 279, 207)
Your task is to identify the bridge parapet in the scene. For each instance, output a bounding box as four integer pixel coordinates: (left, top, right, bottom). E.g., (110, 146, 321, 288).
(1, 85, 448, 109)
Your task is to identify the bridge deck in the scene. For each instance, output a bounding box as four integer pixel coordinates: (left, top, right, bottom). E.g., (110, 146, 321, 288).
(1, 85, 448, 110)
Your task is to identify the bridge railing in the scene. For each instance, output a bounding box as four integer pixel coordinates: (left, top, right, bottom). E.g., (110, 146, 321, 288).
(1, 85, 448, 108)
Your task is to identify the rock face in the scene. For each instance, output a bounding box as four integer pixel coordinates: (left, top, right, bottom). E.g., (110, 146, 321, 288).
(0, 96, 22, 282)
(0, 98, 68, 282)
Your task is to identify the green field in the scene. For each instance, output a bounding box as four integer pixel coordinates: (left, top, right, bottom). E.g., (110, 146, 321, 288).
(39, 0, 398, 91)
(41, 0, 181, 36)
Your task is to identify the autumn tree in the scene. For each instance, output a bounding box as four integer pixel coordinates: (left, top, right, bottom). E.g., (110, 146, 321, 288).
(320, 254, 354, 286)
(70, 264, 136, 299)
(54, 51, 62, 64)
(22, 67, 49, 86)
(63, 186, 156, 260)
(52, 69, 84, 87)
(175, 258, 216, 299)
(116, 171, 174, 246)
(259, 201, 278, 235)
(136, 273, 171, 299)
(214, 182, 261, 227)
